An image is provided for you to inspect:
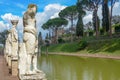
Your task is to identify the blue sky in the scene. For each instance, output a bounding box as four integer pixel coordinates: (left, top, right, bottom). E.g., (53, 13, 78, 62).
(0, 0, 120, 39)
(0, 0, 77, 39)
(0, 0, 77, 19)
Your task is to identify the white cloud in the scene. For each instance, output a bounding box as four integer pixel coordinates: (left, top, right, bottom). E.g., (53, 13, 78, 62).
(36, 4, 66, 38)
(1, 13, 20, 23)
(1, 13, 23, 40)
(83, 12, 92, 24)
(0, 21, 9, 32)
(82, 2, 120, 25)
(0, 2, 120, 39)
(113, 2, 120, 15)
(0, 4, 66, 39)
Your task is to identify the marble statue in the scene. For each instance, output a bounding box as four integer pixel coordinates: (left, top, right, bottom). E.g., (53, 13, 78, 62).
(18, 4, 46, 80)
(18, 43, 27, 75)
(4, 30, 12, 64)
(10, 20, 18, 58)
(4, 20, 18, 68)
(23, 4, 40, 74)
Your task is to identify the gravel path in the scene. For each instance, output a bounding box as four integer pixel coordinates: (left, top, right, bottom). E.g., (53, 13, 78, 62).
(0, 54, 19, 80)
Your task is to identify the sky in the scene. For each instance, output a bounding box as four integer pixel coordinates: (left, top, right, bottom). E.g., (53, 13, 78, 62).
(0, 0, 120, 39)
(0, 0, 77, 39)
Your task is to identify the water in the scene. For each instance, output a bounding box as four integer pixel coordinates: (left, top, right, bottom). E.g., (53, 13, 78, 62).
(38, 54, 120, 80)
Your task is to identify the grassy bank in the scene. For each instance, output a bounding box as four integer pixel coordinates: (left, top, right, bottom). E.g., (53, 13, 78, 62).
(42, 38, 120, 55)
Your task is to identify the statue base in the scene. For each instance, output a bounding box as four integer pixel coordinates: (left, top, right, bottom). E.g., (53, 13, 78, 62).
(8, 55, 12, 68)
(19, 72, 47, 80)
(11, 57, 18, 76)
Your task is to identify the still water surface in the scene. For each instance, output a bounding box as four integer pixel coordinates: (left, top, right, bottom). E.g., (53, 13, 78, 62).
(38, 55, 120, 80)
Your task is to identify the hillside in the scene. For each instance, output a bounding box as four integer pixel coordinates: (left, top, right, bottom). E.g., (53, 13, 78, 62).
(42, 38, 120, 55)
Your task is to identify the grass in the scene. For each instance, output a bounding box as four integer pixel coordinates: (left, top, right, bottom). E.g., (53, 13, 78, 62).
(85, 38, 120, 54)
(42, 38, 120, 55)
(42, 42, 79, 53)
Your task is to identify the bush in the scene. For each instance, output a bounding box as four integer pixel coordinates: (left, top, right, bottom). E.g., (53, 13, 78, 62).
(58, 37, 65, 43)
(100, 29, 104, 35)
(114, 23, 120, 33)
(89, 31, 94, 36)
(78, 40, 88, 50)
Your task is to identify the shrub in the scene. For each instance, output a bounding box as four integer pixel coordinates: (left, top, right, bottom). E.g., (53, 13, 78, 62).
(89, 31, 94, 36)
(78, 40, 88, 50)
(58, 37, 65, 43)
(114, 23, 120, 33)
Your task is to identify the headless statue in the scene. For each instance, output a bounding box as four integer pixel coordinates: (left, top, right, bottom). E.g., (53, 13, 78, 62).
(5, 30, 12, 56)
(23, 4, 39, 74)
(11, 20, 18, 58)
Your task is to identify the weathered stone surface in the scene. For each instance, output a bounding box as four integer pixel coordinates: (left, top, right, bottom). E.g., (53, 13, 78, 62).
(18, 43, 27, 75)
(11, 57, 18, 76)
(19, 72, 47, 80)
(8, 56, 11, 68)
(18, 4, 47, 80)
(20, 4, 43, 74)
(10, 20, 18, 57)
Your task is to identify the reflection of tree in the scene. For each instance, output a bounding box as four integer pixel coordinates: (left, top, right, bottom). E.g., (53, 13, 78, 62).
(38, 32, 43, 55)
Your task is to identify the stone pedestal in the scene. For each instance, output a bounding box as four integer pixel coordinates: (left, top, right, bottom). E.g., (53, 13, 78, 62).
(11, 57, 18, 76)
(19, 72, 47, 80)
(5, 54, 8, 64)
(8, 56, 11, 68)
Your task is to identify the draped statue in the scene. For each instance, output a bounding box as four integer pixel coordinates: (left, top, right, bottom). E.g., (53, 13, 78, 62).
(22, 4, 40, 74)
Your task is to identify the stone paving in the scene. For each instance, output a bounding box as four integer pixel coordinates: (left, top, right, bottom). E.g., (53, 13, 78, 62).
(0, 54, 19, 80)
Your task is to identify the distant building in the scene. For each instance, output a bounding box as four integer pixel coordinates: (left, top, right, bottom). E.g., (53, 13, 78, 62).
(57, 28, 65, 37)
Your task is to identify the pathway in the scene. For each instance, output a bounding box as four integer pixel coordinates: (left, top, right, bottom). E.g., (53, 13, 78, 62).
(49, 52, 120, 60)
(0, 54, 19, 80)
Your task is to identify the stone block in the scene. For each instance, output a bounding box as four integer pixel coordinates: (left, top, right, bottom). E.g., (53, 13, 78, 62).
(8, 56, 11, 68)
(19, 72, 47, 80)
(11, 57, 18, 76)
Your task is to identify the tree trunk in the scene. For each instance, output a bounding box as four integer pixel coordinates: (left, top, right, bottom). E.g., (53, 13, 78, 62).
(95, 9, 99, 38)
(109, 7, 113, 37)
(70, 16, 73, 42)
(55, 27, 58, 44)
(46, 46, 48, 55)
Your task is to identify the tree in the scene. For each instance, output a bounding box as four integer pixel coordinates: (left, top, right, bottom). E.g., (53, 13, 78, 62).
(108, 0, 119, 37)
(76, 1, 86, 37)
(84, 22, 93, 31)
(112, 15, 120, 24)
(0, 30, 8, 46)
(42, 18, 68, 43)
(102, 0, 110, 35)
(59, 5, 78, 42)
(45, 33, 49, 40)
(87, 0, 102, 38)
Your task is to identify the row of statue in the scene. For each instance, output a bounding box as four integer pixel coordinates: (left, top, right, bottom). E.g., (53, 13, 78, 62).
(4, 4, 46, 80)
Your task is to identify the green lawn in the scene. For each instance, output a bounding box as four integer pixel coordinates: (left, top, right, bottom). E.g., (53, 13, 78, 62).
(42, 38, 120, 55)
(42, 42, 79, 53)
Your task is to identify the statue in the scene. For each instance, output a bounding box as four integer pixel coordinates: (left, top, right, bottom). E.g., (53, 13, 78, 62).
(4, 20, 18, 66)
(23, 4, 40, 74)
(4, 30, 12, 65)
(18, 43, 27, 75)
(18, 4, 46, 80)
(11, 20, 18, 58)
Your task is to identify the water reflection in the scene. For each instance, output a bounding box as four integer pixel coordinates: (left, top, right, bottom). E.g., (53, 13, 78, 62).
(38, 55, 120, 80)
